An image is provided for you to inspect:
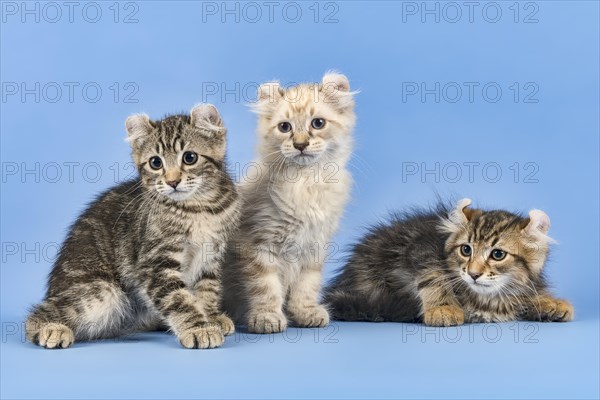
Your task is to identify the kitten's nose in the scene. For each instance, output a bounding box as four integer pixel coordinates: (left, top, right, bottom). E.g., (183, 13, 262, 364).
(293, 142, 309, 152)
(166, 179, 181, 189)
(468, 271, 483, 281)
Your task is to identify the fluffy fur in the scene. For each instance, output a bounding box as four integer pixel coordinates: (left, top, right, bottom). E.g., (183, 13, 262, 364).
(26, 104, 241, 349)
(222, 72, 356, 333)
(323, 199, 573, 325)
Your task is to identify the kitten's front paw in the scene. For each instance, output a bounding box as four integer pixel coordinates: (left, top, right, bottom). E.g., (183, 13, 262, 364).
(538, 298, 574, 322)
(424, 305, 465, 327)
(247, 311, 287, 334)
(212, 314, 235, 336)
(290, 306, 330, 328)
(178, 325, 224, 349)
(36, 323, 74, 349)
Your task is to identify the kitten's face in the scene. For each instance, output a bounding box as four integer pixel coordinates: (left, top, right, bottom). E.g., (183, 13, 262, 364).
(125, 104, 226, 202)
(253, 73, 356, 166)
(443, 200, 551, 297)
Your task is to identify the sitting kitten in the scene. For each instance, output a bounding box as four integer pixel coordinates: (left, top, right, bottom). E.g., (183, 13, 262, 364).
(323, 199, 573, 325)
(26, 104, 241, 349)
(222, 72, 356, 333)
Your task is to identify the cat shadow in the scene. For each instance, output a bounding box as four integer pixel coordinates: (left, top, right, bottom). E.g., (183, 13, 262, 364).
(20, 330, 174, 351)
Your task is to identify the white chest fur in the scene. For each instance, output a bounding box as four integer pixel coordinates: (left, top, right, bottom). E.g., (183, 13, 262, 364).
(269, 168, 351, 282)
(279, 173, 348, 229)
(181, 213, 228, 287)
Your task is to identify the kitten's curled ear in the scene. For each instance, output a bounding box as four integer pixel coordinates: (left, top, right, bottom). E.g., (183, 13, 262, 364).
(522, 209, 552, 239)
(521, 210, 554, 272)
(190, 103, 225, 135)
(320, 71, 355, 110)
(125, 113, 152, 146)
(322, 72, 350, 93)
(439, 198, 475, 234)
(250, 81, 283, 115)
(449, 198, 473, 225)
(257, 82, 283, 102)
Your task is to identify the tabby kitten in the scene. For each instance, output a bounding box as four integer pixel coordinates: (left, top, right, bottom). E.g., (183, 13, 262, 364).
(324, 199, 573, 325)
(222, 72, 356, 333)
(26, 104, 240, 349)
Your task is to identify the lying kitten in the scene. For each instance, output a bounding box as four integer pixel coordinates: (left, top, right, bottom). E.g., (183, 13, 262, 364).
(26, 104, 240, 348)
(222, 72, 356, 333)
(324, 199, 573, 325)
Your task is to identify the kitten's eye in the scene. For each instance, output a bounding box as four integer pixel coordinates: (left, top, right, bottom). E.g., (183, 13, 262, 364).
(460, 244, 472, 257)
(278, 122, 292, 133)
(182, 151, 198, 165)
(149, 156, 163, 170)
(311, 118, 326, 130)
(491, 249, 506, 261)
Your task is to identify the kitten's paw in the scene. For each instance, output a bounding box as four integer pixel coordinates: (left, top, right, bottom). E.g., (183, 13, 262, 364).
(178, 325, 224, 349)
(36, 323, 74, 349)
(247, 311, 287, 334)
(424, 305, 465, 327)
(538, 298, 574, 322)
(290, 306, 330, 328)
(212, 314, 235, 336)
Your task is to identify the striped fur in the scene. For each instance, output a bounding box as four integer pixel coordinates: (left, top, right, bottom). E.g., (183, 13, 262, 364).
(26, 104, 241, 349)
(324, 199, 573, 325)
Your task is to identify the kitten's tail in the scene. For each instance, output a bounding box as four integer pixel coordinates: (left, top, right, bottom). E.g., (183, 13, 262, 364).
(322, 286, 385, 322)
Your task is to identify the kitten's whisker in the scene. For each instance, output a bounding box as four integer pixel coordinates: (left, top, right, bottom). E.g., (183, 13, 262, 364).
(119, 180, 144, 196)
(346, 158, 369, 178)
(350, 153, 374, 173)
(113, 189, 150, 228)
(524, 281, 543, 319)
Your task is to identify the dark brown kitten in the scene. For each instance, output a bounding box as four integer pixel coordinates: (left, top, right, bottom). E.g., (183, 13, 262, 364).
(323, 199, 573, 326)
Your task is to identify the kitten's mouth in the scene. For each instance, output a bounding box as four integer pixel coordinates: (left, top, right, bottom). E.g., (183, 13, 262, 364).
(462, 275, 496, 293)
(467, 280, 497, 295)
(290, 152, 319, 165)
(165, 188, 194, 201)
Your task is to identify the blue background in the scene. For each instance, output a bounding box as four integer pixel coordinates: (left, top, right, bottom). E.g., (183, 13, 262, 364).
(1, 1, 598, 399)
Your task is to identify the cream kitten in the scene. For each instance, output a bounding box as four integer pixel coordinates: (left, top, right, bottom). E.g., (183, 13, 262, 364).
(222, 72, 356, 333)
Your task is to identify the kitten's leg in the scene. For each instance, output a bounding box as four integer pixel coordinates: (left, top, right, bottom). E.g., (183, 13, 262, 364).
(26, 281, 129, 349)
(287, 267, 329, 328)
(142, 262, 224, 349)
(26, 300, 75, 349)
(244, 255, 287, 334)
(192, 271, 234, 336)
(418, 273, 465, 327)
(520, 295, 574, 322)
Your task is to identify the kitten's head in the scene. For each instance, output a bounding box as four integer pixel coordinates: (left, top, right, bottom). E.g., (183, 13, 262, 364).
(125, 104, 227, 202)
(252, 71, 356, 166)
(441, 199, 553, 296)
